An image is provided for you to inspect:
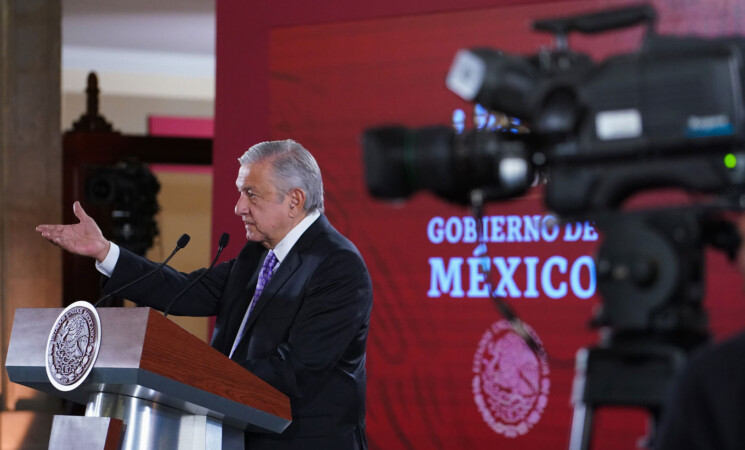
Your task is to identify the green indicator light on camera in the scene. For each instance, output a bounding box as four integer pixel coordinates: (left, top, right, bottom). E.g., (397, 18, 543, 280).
(724, 153, 737, 169)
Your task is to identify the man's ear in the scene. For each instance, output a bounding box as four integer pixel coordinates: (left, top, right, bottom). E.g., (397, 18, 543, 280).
(288, 188, 307, 217)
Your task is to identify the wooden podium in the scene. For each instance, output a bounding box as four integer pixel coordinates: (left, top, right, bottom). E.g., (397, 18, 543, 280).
(5, 307, 291, 450)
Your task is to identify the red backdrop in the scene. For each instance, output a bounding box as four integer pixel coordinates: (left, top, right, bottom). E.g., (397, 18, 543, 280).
(215, 0, 745, 448)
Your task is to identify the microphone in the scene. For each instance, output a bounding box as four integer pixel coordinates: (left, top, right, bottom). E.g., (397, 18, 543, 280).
(93, 233, 191, 308)
(163, 232, 230, 317)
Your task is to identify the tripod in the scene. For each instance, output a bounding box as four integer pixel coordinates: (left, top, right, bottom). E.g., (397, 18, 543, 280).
(567, 208, 733, 449)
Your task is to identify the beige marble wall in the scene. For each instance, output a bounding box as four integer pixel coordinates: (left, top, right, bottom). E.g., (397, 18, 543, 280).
(0, 0, 64, 448)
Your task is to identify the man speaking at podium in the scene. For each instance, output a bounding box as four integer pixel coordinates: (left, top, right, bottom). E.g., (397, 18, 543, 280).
(37, 139, 373, 450)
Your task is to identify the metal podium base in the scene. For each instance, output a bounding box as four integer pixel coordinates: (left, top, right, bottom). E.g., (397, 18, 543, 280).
(49, 415, 124, 450)
(85, 392, 245, 450)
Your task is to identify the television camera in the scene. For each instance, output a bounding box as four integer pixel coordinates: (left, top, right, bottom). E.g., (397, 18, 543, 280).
(363, 4, 745, 214)
(361, 4, 745, 449)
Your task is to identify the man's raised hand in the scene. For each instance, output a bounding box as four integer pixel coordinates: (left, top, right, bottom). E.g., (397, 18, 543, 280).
(36, 201, 110, 262)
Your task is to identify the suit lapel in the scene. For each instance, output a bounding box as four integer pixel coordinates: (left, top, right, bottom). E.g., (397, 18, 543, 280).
(227, 266, 259, 338)
(216, 245, 262, 355)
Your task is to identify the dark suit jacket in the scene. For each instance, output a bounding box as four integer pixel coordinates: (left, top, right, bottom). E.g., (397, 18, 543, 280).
(103, 215, 373, 450)
(656, 331, 745, 450)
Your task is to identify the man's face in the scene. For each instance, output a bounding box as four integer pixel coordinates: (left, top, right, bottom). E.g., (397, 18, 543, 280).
(234, 160, 295, 249)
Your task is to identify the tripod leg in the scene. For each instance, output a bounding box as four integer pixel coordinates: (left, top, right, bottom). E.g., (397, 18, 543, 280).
(639, 409, 660, 450)
(569, 403, 594, 450)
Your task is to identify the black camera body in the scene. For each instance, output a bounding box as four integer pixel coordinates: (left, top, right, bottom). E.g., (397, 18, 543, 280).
(538, 34, 745, 215)
(85, 160, 160, 256)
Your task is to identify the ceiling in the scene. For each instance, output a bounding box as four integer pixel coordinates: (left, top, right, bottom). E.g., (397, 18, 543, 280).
(62, 0, 215, 79)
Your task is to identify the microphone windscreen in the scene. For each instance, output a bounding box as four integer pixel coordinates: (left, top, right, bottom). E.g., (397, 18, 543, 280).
(177, 233, 191, 249)
(219, 232, 230, 249)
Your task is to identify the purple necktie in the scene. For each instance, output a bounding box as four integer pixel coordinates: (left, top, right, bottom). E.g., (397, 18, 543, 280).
(229, 250, 278, 358)
(247, 250, 278, 317)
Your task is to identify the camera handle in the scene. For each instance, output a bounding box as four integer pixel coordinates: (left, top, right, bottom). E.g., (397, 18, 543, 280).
(533, 4, 657, 51)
